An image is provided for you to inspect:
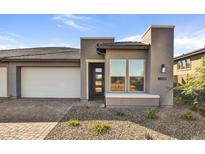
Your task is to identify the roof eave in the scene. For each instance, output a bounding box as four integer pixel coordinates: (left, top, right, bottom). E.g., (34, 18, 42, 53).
(0, 59, 80, 62)
(98, 45, 149, 50)
(174, 48, 205, 61)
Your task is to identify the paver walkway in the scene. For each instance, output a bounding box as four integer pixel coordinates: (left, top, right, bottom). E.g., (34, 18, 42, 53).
(0, 98, 77, 140)
(0, 122, 58, 140)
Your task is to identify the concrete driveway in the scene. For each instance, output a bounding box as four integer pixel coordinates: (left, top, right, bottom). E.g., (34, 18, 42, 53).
(0, 98, 78, 140)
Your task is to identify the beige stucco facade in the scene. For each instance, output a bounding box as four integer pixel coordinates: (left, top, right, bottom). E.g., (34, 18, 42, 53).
(81, 25, 174, 107)
(80, 38, 114, 101)
(0, 25, 174, 107)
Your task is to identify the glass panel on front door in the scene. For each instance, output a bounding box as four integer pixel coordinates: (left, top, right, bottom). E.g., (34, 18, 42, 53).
(95, 67, 103, 94)
(89, 63, 104, 99)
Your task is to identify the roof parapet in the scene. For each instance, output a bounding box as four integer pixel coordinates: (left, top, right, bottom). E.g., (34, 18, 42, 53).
(142, 25, 175, 39)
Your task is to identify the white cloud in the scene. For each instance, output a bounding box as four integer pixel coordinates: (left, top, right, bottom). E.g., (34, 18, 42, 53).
(175, 29, 205, 56)
(52, 14, 93, 32)
(0, 32, 28, 50)
(119, 30, 205, 57)
(118, 34, 142, 42)
(63, 14, 91, 20)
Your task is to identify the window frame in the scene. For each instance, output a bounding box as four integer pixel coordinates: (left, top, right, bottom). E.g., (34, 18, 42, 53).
(109, 59, 126, 92)
(109, 59, 146, 93)
(128, 59, 145, 93)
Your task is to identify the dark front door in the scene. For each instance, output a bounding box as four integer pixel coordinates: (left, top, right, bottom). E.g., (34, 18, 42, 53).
(89, 63, 104, 99)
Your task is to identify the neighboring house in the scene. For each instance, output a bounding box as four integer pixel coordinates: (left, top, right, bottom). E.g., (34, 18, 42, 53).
(174, 47, 205, 85)
(0, 25, 174, 107)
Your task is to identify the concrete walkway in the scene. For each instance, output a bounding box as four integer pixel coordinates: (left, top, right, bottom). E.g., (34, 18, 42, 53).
(0, 98, 77, 140)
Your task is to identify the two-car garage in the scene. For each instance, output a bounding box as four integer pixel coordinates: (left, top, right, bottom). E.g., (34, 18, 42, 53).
(0, 47, 81, 99)
(21, 67, 81, 98)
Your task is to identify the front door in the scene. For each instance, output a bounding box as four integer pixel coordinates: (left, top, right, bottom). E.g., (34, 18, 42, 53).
(89, 63, 104, 99)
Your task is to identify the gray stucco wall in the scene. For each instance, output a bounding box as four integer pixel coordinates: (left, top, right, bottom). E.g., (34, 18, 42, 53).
(142, 26, 174, 106)
(80, 38, 114, 101)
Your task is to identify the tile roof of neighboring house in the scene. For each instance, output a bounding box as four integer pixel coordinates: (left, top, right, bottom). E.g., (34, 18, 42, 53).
(98, 41, 149, 47)
(0, 47, 80, 61)
(174, 47, 205, 61)
(97, 41, 150, 54)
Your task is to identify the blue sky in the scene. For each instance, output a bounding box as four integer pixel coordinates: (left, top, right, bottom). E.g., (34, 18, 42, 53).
(0, 14, 205, 56)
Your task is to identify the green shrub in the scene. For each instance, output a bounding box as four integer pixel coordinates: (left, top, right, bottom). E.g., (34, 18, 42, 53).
(116, 111, 125, 116)
(145, 109, 158, 119)
(173, 57, 205, 105)
(144, 132, 154, 140)
(68, 119, 80, 126)
(91, 122, 110, 135)
(174, 90, 195, 105)
(181, 111, 193, 120)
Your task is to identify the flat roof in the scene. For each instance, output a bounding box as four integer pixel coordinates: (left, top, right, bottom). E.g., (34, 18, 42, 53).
(142, 25, 175, 39)
(97, 41, 149, 48)
(80, 37, 115, 40)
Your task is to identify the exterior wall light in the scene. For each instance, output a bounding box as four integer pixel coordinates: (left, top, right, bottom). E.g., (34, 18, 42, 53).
(161, 64, 166, 73)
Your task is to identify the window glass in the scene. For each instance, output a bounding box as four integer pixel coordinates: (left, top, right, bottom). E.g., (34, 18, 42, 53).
(129, 59, 144, 76)
(186, 59, 191, 68)
(111, 77, 125, 91)
(177, 61, 181, 69)
(96, 74, 102, 79)
(130, 77, 144, 92)
(95, 68, 102, 73)
(110, 59, 126, 91)
(95, 81, 102, 86)
(110, 59, 126, 76)
(182, 60, 186, 69)
(95, 87, 102, 92)
(129, 59, 145, 92)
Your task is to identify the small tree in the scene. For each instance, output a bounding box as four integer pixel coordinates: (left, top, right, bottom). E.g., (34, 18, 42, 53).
(175, 57, 205, 104)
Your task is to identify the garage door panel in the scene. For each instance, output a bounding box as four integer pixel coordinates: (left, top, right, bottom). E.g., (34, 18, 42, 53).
(21, 67, 80, 98)
(0, 67, 7, 97)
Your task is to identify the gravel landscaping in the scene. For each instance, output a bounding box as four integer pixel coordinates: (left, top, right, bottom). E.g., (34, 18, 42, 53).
(45, 105, 205, 140)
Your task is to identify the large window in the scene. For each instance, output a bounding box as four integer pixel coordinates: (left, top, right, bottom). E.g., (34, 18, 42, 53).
(110, 59, 145, 92)
(110, 59, 126, 91)
(129, 60, 145, 92)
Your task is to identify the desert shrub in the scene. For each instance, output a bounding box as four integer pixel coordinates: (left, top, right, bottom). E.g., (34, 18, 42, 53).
(144, 132, 154, 140)
(116, 111, 125, 116)
(91, 122, 110, 135)
(174, 90, 195, 105)
(68, 119, 80, 127)
(181, 111, 193, 120)
(145, 109, 158, 119)
(174, 57, 205, 105)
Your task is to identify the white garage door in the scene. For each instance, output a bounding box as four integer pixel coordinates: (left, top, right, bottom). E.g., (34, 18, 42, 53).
(21, 67, 80, 98)
(0, 67, 7, 97)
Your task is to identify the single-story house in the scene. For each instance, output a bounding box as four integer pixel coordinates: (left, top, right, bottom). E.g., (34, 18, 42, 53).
(0, 25, 174, 107)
